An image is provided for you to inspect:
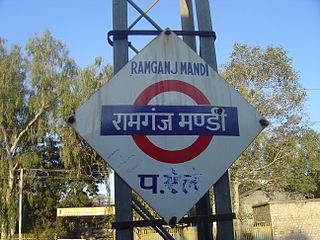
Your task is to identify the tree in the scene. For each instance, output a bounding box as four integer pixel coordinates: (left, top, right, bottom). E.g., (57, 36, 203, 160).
(57, 56, 112, 197)
(219, 43, 318, 226)
(0, 38, 25, 237)
(21, 136, 69, 237)
(0, 31, 74, 237)
(0, 31, 113, 238)
(275, 127, 320, 197)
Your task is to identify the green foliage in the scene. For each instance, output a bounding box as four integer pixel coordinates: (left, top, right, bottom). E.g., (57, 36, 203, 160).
(22, 137, 67, 234)
(54, 189, 94, 239)
(0, 37, 30, 236)
(221, 43, 320, 225)
(0, 31, 113, 237)
(276, 127, 320, 196)
(221, 43, 306, 124)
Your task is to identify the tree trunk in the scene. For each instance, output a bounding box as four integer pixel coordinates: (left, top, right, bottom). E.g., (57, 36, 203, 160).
(232, 178, 242, 235)
(1, 160, 16, 239)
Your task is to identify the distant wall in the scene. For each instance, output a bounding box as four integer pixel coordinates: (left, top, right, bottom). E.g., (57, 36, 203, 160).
(253, 199, 320, 240)
(240, 188, 303, 225)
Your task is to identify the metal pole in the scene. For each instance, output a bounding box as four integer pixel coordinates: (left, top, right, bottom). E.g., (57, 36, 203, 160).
(179, 1, 213, 239)
(194, 0, 235, 239)
(194, 0, 217, 70)
(179, 0, 196, 50)
(195, 194, 213, 240)
(113, 1, 133, 239)
(214, 171, 235, 239)
(18, 168, 23, 240)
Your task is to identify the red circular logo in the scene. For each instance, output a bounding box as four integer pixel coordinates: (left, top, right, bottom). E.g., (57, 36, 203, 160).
(132, 80, 213, 164)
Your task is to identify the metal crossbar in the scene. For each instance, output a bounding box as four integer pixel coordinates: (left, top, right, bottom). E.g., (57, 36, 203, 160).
(107, 29, 216, 46)
(112, 213, 236, 229)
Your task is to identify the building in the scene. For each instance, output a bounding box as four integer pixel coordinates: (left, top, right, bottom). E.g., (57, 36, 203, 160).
(240, 187, 304, 225)
(253, 199, 320, 240)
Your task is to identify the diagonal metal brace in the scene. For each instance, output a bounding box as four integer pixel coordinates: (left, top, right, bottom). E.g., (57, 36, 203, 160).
(132, 197, 174, 240)
(127, 0, 162, 31)
(129, 0, 159, 30)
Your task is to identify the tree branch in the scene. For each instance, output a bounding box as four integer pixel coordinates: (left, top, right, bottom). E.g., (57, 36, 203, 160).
(249, 150, 293, 174)
(0, 125, 10, 154)
(10, 103, 45, 154)
(0, 125, 14, 171)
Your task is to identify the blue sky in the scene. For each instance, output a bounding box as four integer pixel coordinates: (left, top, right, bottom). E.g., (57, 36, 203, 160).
(1, 0, 319, 131)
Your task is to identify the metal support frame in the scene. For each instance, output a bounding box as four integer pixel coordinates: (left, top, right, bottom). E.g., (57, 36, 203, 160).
(132, 205, 172, 240)
(107, 30, 216, 46)
(107, 29, 216, 55)
(127, 0, 162, 31)
(179, 0, 196, 50)
(193, 0, 216, 238)
(214, 171, 235, 239)
(132, 197, 174, 240)
(113, 1, 133, 240)
(194, 0, 217, 70)
(112, 213, 236, 229)
(128, 0, 159, 30)
(179, 1, 213, 239)
(194, 1, 235, 239)
(111, 1, 235, 239)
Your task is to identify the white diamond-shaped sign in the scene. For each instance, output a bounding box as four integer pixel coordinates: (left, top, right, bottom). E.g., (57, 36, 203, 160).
(72, 30, 265, 223)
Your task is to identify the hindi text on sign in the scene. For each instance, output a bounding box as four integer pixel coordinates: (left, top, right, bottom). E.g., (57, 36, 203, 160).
(101, 105, 239, 136)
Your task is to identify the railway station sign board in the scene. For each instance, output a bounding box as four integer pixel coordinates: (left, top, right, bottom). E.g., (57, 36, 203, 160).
(71, 31, 265, 223)
(57, 207, 115, 217)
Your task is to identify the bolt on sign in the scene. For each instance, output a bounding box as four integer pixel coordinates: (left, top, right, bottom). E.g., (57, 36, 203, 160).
(71, 30, 266, 223)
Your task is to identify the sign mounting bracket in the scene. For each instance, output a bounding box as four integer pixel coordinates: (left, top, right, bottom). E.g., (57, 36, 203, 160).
(107, 29, 216, 47)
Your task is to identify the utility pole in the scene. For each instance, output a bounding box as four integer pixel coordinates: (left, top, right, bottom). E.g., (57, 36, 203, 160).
(113, 1, 133, 240)
(19, 168, 23, 240)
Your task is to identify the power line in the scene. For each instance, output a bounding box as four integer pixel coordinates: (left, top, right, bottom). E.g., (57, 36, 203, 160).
(0, 168, 110, 174)
(0, 168, 111, 181)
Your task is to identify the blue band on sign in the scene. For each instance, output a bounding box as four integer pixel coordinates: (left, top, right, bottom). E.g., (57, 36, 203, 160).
(101, 105, 239, 136)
